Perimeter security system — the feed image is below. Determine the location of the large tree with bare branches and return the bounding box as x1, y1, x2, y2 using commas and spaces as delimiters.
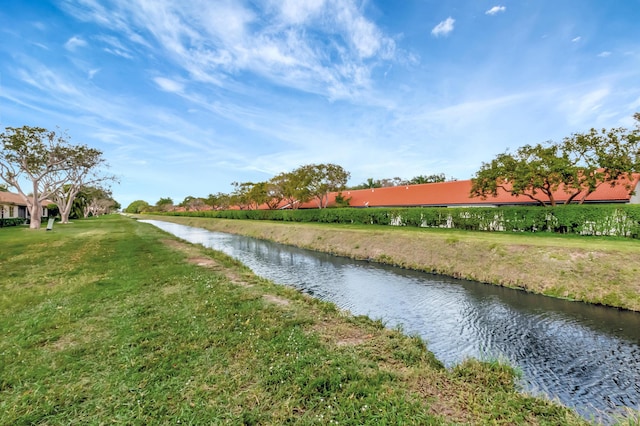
0, 126, 112, 228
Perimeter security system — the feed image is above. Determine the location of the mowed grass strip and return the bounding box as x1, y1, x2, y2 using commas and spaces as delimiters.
150, 215, 640, 312
1, 215, 588, 425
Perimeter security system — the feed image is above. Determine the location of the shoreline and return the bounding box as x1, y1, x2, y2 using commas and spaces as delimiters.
146, 215, 640, 312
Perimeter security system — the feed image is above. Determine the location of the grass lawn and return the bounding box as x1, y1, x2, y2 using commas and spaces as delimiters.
1, 215, 592, 424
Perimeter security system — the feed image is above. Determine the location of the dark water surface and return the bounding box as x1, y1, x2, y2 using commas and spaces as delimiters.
141, 220, 640, 423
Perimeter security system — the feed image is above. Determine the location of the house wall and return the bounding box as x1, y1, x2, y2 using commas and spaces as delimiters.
629, 182, 640, 204
0, 203, 48, 219
1, 205, 17, 218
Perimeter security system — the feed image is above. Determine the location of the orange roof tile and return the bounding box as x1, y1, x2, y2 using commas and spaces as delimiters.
291, 173, 640, 209
0, 191, 53, 207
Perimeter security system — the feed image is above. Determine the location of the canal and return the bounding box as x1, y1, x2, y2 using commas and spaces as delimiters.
141, 220, 640, 423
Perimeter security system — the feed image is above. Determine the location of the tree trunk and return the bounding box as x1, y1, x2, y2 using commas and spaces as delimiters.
58, 196, 73, 223
28, 183, 42, 229
29, 198, 42, 229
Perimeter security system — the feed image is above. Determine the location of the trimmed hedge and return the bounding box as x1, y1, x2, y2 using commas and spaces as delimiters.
154, 204, 640, 238
0, 218, 27, 228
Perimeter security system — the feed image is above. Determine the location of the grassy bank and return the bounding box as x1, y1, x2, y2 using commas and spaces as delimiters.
0, 215, 590, 424
147, 215, 640, 312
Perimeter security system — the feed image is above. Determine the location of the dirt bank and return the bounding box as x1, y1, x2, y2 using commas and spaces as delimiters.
147, 215, 640, 312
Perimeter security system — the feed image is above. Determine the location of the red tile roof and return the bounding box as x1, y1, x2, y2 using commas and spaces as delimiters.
292, 173, 640, 209
0, 191, 51, 207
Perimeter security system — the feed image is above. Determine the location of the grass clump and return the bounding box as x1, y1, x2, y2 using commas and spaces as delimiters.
0, 215, 589, 424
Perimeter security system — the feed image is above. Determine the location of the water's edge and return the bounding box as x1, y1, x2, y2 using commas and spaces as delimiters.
143, 215, 640, 312
141, 219, 640, 424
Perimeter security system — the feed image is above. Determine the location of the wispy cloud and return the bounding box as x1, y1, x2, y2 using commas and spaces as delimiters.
61, 0, 398, 102
485, 6, 506, 16
432, 17, 455, 37
64, 35, 87, 51
559, 87, 610, 125
95, 35, 134, 59
153, 77, 184, 93
572, 36, 582, 42
598, 51, 612, 57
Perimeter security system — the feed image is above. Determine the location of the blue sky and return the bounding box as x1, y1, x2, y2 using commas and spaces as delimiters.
1, 1, 639, 208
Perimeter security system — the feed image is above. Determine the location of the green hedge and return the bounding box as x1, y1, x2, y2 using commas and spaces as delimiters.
155, 204, 640, 238
0, 218, 27, 228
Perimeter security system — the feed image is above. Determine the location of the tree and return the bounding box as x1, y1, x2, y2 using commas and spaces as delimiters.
296, 163, 350, 208
471, 143, 573, 206
471, 114, 640, 206
82, 187, 117, 218
560, 119, 640, 203
205, 192, 231, 210
263, 179, 286, 210
349, 177, 407, 189
49, 145, 116, 224
155, 197, 174, 212
230, 182, 254, 210
0, 126, 87, 229
409, 173, 447, 184
270, 170, 310, 209
180, 196, 206, 211
352, 178, 382, 189
125, 200, 151, 214
246, 182, 270, 210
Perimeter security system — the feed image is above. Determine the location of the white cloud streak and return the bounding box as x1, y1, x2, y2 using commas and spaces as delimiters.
64, 35, 87, 51
60, 0, 398, 101
153, 77, 184, 93
431, 17, 455, 37
485, 6, 506, 16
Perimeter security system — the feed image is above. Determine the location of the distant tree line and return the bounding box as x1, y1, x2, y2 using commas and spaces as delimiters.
349, 173, 454, 189
127, 113, 640, 213
126, 165, 458, 214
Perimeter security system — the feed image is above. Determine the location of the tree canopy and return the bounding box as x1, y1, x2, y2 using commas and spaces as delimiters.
350, 174, 451, 189
125, 200, 151, 214
471, 115, 640, 206
295, 163, 350, 208
0, 126, 113, 228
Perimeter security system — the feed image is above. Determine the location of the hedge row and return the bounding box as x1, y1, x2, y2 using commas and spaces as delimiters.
0, 218, 27, 228
156, 204, 640, 238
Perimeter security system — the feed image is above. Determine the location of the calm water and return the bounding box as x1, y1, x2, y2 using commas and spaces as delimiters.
141, 220, 640, 423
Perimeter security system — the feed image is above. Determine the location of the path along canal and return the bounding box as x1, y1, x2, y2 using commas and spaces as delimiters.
141, 220, 640, 423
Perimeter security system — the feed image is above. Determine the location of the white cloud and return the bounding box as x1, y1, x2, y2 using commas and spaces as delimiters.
572, 36, 581, 42
485, 6, 506, 16
61, 0, 399, 102
559, 87, 611, 126
598, 51, 612, 57
88, 68, 100, 79
431, 17, 455, 37
153, 77, 184, 93
277, 0, 325, 24
64, 36, 87, 51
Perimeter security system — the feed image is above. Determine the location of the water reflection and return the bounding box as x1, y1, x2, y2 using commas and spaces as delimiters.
141, 220, 640, 422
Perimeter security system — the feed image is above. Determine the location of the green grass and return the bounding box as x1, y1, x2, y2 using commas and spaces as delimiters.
0, 216, 593, 424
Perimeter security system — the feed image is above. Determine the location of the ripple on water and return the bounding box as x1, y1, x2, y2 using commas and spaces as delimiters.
141, 220, 640, 423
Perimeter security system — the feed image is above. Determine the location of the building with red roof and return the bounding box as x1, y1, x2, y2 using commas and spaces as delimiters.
292, 173, 640, 209
0, 191, 51, 220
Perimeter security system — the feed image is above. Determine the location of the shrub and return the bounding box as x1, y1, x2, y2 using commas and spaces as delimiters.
158, 204, 640, 238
